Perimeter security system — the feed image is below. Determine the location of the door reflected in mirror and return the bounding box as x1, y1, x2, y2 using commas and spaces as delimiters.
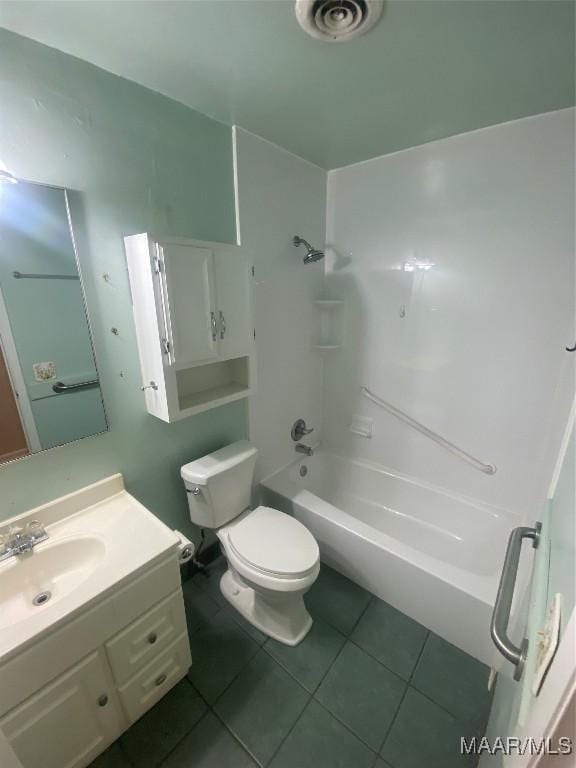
0, 180, 107, 464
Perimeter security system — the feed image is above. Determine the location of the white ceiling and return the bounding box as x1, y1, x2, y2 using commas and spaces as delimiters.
0, 0, 574, 169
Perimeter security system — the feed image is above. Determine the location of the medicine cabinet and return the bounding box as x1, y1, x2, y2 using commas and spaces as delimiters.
125, 234, 254, 422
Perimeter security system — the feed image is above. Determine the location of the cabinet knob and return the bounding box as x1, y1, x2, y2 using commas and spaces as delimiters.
155, 673, 167, 687
147, 632, 158, 645
219, 310, 226, 340
98, 694, 109, 707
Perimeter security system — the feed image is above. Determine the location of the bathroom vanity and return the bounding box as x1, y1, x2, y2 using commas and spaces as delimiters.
0, 476, 191, 768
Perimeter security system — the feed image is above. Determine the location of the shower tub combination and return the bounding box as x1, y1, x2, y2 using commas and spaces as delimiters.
261, 450, 519, 664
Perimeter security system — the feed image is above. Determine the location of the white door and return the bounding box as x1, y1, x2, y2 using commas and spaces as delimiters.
481, 403, 575, 766
158, 243, 218, 366
214, 250, 252, 360
1, 652, 123, 768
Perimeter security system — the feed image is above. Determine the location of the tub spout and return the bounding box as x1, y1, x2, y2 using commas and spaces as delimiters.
295, 444, 314, 457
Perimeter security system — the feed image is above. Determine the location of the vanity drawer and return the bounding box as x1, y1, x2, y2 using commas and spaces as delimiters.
118, 633, 191, 723
106, 589, 187, 685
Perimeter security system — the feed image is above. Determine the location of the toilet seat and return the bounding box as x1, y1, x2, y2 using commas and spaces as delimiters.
226, 506, 319, 579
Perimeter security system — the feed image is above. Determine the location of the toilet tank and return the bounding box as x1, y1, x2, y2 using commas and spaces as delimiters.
181, 440, 258, 529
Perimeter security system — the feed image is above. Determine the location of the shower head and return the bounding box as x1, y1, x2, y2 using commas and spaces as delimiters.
293, 235, 325, 264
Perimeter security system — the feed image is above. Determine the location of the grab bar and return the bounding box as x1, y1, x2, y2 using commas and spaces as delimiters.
52, 379, 99, 393
13, 271, 79, 280
491, 523, 541, 681
361, 386, 497, 475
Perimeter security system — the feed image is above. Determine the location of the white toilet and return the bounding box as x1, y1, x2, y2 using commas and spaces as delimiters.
181, 440, 320, 646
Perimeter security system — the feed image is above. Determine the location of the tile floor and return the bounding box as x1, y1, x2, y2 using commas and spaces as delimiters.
90, 558, 492, 768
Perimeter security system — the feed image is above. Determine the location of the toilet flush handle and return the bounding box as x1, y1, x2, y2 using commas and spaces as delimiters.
187, 487, 202, 496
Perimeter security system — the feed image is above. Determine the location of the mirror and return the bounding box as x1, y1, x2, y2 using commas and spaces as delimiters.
0, 180, 107, 464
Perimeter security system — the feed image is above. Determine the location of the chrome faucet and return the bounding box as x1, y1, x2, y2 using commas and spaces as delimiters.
295, 443, 314, 457
0, 520, 48, 562
291, 418, 314, 442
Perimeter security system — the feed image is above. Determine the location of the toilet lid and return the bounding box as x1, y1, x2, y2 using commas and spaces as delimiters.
228, 506, 319, 577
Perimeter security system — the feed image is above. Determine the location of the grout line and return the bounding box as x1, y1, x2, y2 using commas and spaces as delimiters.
406, 685, 485, 733
211, 707, 265, 768
376, 630, 430, 757
312, 696, 378, 757
264, 696, 316, 767
313, 632, 348, 692
156, 709, 213, 768
346, 633, 415, 686
206, 639, 262, 708
348, 593, 374, 636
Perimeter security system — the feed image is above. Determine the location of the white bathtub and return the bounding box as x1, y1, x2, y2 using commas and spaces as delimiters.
261, 451, 519, 664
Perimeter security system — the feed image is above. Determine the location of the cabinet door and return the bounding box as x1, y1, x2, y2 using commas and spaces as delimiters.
1, 652, 123, 768
159, 243, 218, 366
214, 250, 252, 360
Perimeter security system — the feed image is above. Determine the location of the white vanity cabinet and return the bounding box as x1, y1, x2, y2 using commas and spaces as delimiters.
0, 574, 190, 768
125, 233, 254, 422
0, 500, 191, 768
1, 651, 122, 768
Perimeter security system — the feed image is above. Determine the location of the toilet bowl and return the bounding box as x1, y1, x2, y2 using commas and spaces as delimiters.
218, 506, 320, 645
181, 441, 320, 645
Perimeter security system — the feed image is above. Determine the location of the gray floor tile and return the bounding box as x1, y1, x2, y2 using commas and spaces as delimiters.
187, 609, 260, 704
182, 580, 221, 634
411, 634, 491, 731
162, 712, 258, 768
214, 649, 309, 765
269, 700, 375, 768
351, 599, 428, 680
374, 761, 393, 768
120, 680, 206, 768
315, 642, 406, 751
88, 744, 132, 768
191, 558, 228, 607
265, 617, 346, 692
305, 565, 371, 635
381, 688, 477, 768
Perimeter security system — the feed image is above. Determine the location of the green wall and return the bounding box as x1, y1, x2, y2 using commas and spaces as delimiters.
0, 29, 246, 538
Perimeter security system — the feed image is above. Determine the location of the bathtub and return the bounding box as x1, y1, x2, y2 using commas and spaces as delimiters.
261, 450, 519, 664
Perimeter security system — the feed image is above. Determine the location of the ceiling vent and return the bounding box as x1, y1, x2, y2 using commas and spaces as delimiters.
295, 0, 384, 43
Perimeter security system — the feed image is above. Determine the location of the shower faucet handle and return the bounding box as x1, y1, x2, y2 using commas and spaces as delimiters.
291, 418, 314, 442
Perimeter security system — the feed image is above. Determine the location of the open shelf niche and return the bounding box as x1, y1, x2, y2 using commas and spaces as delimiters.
313, 298, 343, 350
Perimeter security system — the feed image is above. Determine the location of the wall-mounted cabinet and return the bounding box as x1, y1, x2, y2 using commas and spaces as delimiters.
125, 234, 254, 422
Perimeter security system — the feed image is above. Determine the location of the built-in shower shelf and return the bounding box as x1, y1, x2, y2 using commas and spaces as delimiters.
314, 298, 343, 350
313, 344, 341, 350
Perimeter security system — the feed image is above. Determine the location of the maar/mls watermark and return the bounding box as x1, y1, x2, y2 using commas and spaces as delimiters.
461, 737, 573, 756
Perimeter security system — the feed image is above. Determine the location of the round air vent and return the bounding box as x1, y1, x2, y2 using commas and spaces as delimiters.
295, 0, 384, 42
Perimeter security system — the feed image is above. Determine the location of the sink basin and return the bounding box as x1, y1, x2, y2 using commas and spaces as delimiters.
0, 536, 106, 630
0, 475, 180, 664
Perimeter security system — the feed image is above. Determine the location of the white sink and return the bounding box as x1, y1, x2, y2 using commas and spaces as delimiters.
0, 536, 106, 630
0, 474, 180, 663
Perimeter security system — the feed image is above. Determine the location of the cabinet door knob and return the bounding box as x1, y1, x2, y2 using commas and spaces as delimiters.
155, 673, 167, 687
98, 694, 109, 707
219, 310, 226, 340
147, 632, 158, 645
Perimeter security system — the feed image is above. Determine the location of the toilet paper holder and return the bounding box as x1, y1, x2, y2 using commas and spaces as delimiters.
173, 529, 195, 566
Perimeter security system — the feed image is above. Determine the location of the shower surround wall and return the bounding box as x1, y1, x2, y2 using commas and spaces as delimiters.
234, 128, 326, 481
323, 109, 575, 520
